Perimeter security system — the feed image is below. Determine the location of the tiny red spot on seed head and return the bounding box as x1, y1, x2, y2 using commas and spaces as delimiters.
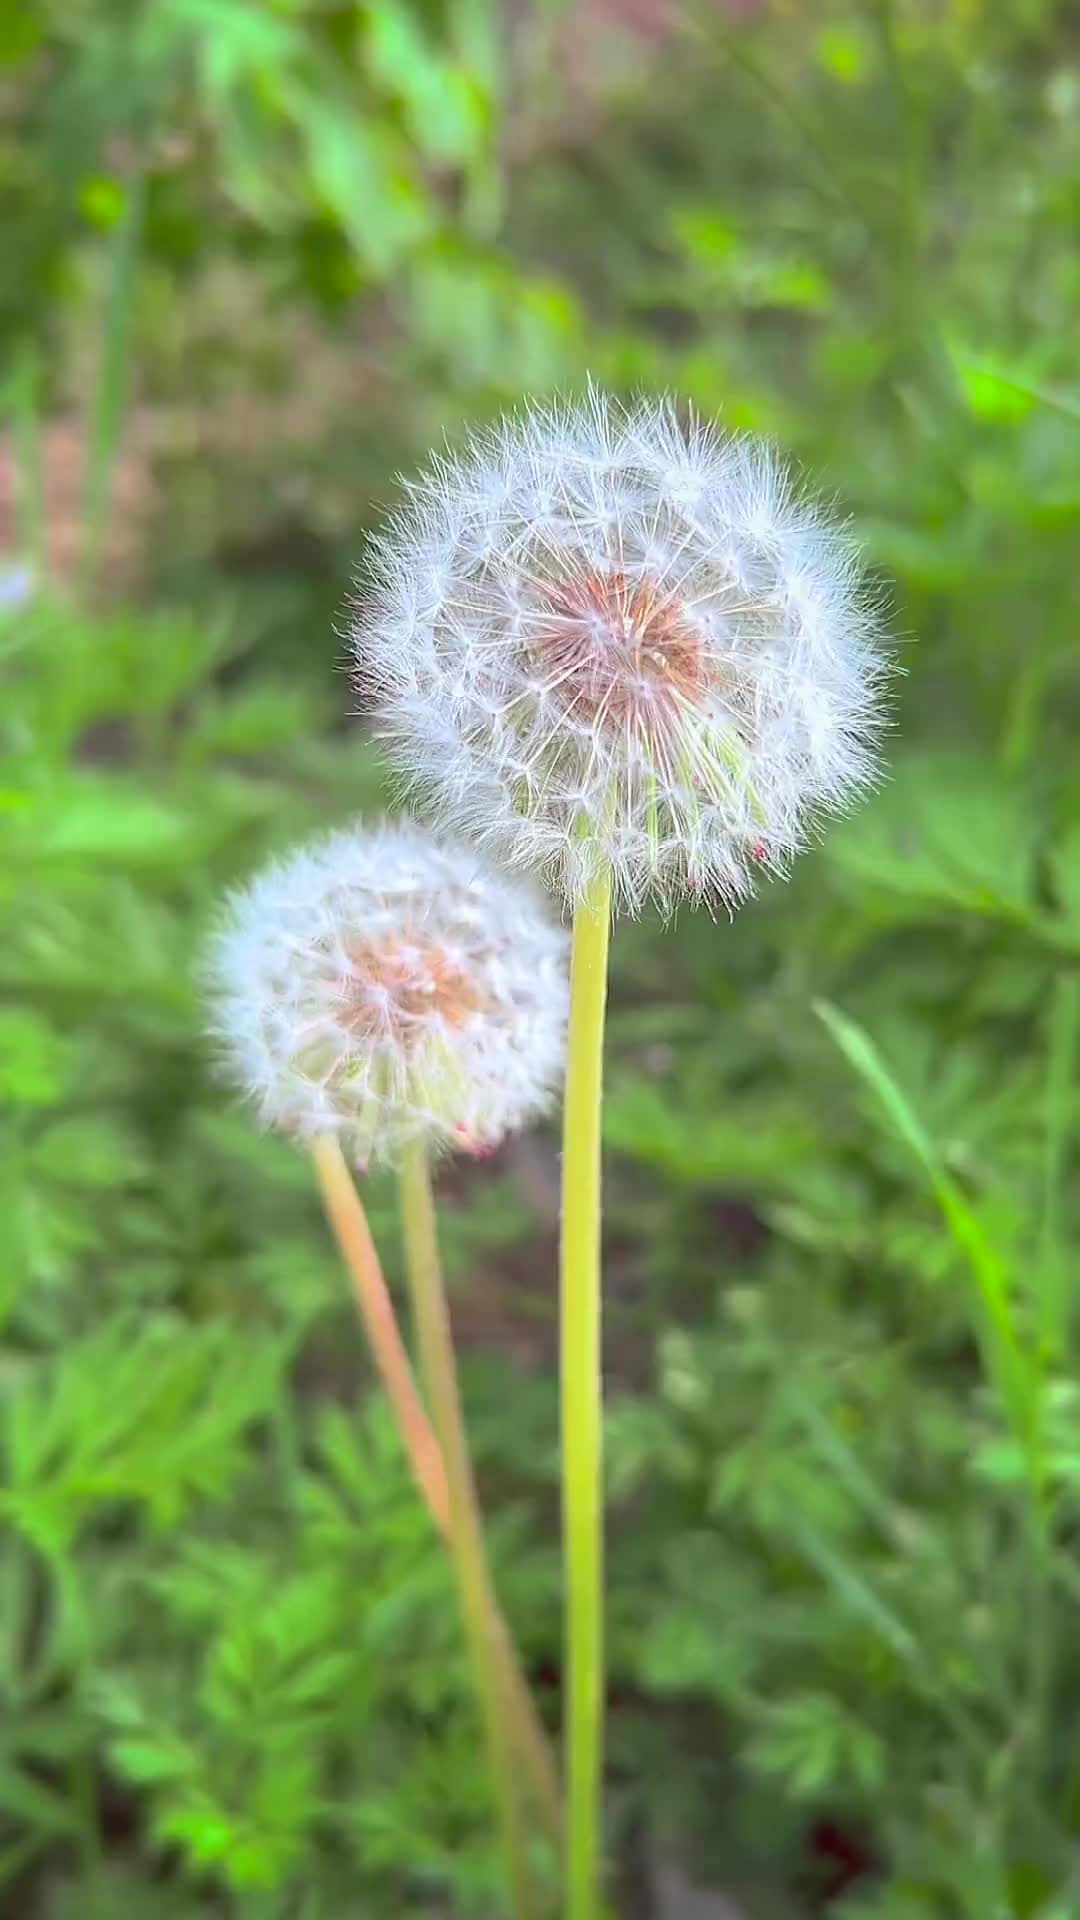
454, 1124, 495, 1159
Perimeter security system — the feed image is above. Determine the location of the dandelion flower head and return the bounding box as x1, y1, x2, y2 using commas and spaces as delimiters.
204, 821, 569, 1167
355, 389, 889, 912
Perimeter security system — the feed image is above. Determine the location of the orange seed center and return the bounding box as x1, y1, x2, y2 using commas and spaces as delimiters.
531, 569, 707, 731
341, 933, 486, 1042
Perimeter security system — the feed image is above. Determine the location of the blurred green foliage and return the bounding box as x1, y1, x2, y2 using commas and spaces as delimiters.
3, 0, 1080, 1914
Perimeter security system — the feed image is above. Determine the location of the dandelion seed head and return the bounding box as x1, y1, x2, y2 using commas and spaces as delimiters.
203, 822, 568, 1167
354, 389, 890, 912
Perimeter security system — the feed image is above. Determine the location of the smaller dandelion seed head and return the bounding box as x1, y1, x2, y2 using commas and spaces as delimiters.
353, 386, 892, 914
201, 821, 569, 1168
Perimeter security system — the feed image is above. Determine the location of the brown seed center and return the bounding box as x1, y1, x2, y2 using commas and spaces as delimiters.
531, 569, 707, 731
340, 933, 486, 1042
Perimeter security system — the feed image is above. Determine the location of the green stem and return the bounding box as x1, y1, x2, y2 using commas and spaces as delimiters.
560, 861, 613, 1920
398, 1138, 537, 1919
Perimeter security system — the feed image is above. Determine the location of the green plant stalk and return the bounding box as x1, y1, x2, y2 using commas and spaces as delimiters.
1037, 970, 1080, 1360
398, 1137, 537, 1919
560, 860, 613, 1920
313, 1135, 562, 1853
81, 170, 146, 601
1023, 969, 1080, 1784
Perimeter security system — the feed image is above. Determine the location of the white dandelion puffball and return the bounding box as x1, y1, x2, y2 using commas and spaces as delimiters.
203, 821, 569, 1168
354, 390, 889, 913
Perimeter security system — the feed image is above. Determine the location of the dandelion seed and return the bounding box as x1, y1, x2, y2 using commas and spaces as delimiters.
202, 821, 569, 1168
354, 388, 890, 912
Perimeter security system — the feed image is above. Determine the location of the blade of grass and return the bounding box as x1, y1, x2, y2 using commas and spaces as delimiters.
816, 999, 1054, 1797
814, 1000, 1039, 1483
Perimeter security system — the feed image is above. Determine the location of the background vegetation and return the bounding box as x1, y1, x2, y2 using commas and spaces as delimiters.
3, 1, 1080, 1913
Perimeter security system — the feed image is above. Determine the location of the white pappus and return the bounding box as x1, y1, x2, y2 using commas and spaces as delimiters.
353, 388, 890, 914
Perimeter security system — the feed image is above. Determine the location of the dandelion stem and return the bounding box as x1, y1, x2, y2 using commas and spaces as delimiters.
311, 1134, 450, 1524
560, 859, 613, 1920
311, 1134, 563, 1866
398, 1136, 539, 1919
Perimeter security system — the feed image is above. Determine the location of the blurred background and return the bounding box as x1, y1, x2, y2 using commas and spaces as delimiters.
3, 1, 1080, 1914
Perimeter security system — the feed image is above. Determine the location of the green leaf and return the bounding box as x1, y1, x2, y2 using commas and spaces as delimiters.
109, 1736, 194, 1786
31, 1116, 149, 1188
297, 99, 430, 274
605, 1074, 817, 1185
670, 204, 739, 265
364, 3, 490, 165
638, 1602, 752, 1697
26, 779, 196, 864
949, 345, 1038, 422
949, 346, 1080, 426
827, 750, 1041, 918
0, 1012, 73, 1105
184, 681, 329, 759
747, 1693, 885, 1797
175, 0, 301, 101
0, 1764, 85, 1835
